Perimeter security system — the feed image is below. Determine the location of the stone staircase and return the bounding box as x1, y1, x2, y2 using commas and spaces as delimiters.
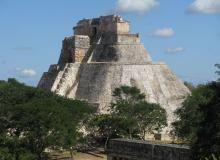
53, 35, 103, 97
87, 34, 102, 63
54, 64, 72, 95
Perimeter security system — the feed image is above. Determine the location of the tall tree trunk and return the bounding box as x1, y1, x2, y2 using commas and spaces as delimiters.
104, 137, 109, 150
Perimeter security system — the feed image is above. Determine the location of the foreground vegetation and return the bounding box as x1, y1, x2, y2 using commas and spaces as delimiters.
203, 154, 220, 160
172, 64, 220, 159
87, 86, 167, 142
0, 79, 96, 160
0, 64, 219, 160
0, 79, 167, 160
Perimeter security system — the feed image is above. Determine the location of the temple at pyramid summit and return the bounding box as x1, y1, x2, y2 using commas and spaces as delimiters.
38, 15, 190, 139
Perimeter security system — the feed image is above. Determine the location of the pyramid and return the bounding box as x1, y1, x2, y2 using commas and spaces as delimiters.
38, 15, 190, 139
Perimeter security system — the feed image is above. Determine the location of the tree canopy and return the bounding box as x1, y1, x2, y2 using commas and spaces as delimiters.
0, 79, 96, 160
172, 65, 220, 159
88, 86, 167, 142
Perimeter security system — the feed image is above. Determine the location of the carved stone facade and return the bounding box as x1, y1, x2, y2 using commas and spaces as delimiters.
105, 139, 190, 160
74, 15, 130, 37
38, 15, 190, 140
58, 35, 90, 64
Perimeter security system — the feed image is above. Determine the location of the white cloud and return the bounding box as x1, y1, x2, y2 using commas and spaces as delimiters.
165, 47, 185, 54
150, 28, 175, 38
21, 69, 36, 77
16, 68, 37, 77
188, 0, 220, 13
115, 0, 159, 14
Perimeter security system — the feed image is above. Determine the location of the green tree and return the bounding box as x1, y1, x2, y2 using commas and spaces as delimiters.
0, 79, 96, 160
172, 65, 220, 159
171, 84, 214, 142
134, 102, 167, 140
87, 86, 167, 142
88, 114, 117, 139
86, 114, 126, 147
192, 81, 220, 159
110, 86, 167, 140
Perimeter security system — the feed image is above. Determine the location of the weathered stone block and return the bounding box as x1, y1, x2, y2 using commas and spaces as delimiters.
105, 139, 190, 160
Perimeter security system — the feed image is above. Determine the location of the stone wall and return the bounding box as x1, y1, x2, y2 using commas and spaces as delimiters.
74, 35, 90, 62
39, 62, 189, 135
58, 37, 74, 64
99, 34, 140, 45
116, 22, 130, 34
90, 43, 152, 63
58, 35, 90, 64
74, 15, 129, 37
38, 64, 61, 91
74, 19, 92, 36
117, 34, 140, 44
105, 139, 190, 160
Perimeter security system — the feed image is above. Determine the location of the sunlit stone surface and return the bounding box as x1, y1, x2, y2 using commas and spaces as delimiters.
38, 15, 190, 140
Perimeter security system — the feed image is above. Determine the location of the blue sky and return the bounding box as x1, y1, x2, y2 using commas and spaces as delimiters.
0, 0, 220, 86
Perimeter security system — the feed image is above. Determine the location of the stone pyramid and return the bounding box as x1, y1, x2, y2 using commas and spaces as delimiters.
38, 15, 190, 139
